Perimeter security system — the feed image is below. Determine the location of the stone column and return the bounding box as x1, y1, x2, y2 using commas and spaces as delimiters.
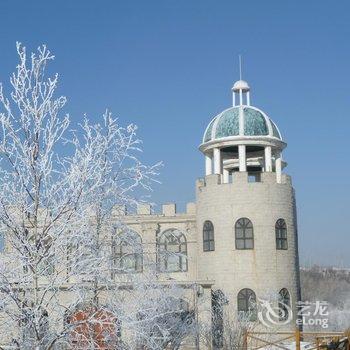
197, 286, 213, 349
140, 223, 158, 270
238, 145, 246, 172
276, 152, 282, 183
264, 146, 272, 172
205, 154, 212, 176
213, 148, 221, 175
223, 168, 229, 184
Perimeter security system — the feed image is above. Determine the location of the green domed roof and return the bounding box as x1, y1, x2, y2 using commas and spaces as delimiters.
203, 106, 282, 143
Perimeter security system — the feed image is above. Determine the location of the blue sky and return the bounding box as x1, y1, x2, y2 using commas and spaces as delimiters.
0, 0, 349, 266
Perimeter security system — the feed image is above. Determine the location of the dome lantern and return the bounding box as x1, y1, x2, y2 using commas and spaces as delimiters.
200, 79, 286, 184
232, 80, 251, 106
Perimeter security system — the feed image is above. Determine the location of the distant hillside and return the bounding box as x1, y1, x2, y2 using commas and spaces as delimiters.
300, 266, 350, 331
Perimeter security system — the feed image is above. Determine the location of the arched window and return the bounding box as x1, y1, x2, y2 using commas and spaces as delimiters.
157, 229, 187, 272
237, 288, 257, 321
235, 218, 254, 249
203, 221, 215, 252
113, 230, 143, 274
278, 288, 291, 321
137, 297, 191, 349
275, 219, 288, 250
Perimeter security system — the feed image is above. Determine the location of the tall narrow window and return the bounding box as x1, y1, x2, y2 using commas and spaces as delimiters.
0, 233, 5, 253
67, 240, 94, 276
157, 229, 187, 272
278, 288, 291, 321
235, 218, 254, 249
37, 239, 54, 276
275, 219, 288, 250
212, 290, 226, 348
237, 288, 257, 321
113, 230, 143, 274
38, 253, 55, 276
203, 221, 215, 251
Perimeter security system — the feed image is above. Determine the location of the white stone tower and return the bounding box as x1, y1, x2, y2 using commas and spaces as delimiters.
196, 78, 301, 335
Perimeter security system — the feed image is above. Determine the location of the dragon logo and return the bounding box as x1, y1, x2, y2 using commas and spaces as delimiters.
257, 298, 293, 328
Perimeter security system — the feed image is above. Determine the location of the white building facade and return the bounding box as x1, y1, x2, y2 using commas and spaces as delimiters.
0, 61, 302, 348
121, 78, 301, 346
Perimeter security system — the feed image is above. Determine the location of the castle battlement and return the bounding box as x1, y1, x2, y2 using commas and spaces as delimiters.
196, 171, 292, 189
112, 202, 196, 219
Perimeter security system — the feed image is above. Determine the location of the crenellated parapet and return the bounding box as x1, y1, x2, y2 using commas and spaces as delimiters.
112, 202, 196, 219
196, 171, 292, 190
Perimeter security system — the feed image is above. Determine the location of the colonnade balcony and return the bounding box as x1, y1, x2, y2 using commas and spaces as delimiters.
202, 143, 286, 184
200, 78, 287, 184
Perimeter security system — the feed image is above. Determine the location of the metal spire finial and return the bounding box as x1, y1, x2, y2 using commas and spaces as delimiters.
239, 54, 242, 80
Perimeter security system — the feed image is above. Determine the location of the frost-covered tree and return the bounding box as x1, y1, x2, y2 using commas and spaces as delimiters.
0, 43, 194, 350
